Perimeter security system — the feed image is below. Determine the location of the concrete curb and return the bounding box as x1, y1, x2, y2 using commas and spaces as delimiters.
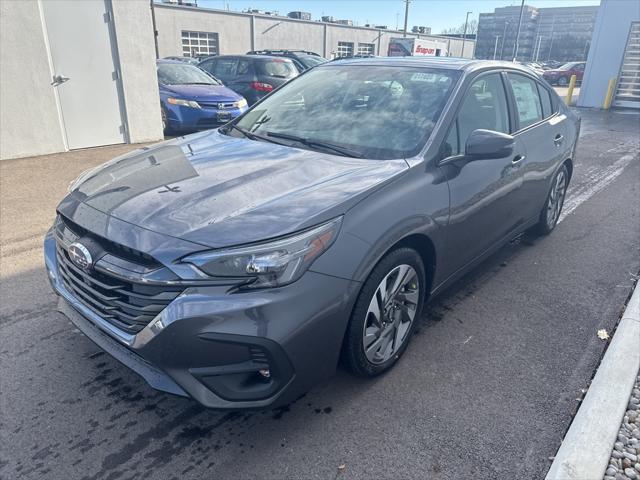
546, 282, 640, 480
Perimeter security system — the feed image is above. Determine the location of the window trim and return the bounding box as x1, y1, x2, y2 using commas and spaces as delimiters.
504, 71, 560, 134
438, 70, 513, 165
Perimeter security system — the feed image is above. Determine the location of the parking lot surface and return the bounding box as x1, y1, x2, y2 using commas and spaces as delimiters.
1, 108, 639, 480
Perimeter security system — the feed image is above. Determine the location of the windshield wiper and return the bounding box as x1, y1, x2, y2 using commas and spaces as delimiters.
182, 82, 215, 85
223, 124, 288, 146
265, 131, 364, 158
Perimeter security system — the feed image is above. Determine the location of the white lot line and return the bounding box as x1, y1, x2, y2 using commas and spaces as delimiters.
558, 147, 638, 225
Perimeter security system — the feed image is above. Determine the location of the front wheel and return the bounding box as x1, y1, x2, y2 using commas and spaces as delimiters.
343, 247, 426, 377
557, 76, 569, 86
161, 106, 172, 135
529, 164, 569, 236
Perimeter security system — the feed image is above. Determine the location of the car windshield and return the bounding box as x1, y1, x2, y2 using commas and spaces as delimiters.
230, 65, 460, 159
259, 59, 298, 78
157, 63, 219, 85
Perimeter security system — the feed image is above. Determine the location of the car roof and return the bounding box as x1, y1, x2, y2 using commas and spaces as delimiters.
202, 54, 295, 63
157, 59, 190, 65
322, 56, 537, 74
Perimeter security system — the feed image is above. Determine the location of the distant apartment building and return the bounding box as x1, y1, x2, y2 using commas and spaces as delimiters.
476, 5, 598, 62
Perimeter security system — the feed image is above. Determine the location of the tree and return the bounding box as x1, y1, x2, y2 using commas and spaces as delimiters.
441, 19, 478, 36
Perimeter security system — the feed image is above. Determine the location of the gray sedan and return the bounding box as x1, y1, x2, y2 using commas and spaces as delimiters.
44, 57, 579, 409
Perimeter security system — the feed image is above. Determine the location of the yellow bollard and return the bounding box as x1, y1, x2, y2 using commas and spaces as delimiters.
603, 78, 617, 110
564, 75, 577, 105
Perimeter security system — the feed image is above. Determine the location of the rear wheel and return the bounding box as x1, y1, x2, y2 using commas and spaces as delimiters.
557, 76, 569, 86
343, 247, 426, 377
529, 164, 569, 236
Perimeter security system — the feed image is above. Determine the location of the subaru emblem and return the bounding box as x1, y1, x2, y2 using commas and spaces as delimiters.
68, 242, 93, 270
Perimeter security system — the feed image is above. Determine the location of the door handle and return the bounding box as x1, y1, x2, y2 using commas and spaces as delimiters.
51, 74, 70, 86
554, 134, 564, 146
512, 154, 526, 164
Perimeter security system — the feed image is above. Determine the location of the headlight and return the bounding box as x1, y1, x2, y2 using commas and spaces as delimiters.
167, 97, 201, 109
236, 98, 248, 108
183, 217, 342, 289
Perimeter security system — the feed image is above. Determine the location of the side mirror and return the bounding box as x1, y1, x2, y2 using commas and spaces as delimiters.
465, 129, 515, 160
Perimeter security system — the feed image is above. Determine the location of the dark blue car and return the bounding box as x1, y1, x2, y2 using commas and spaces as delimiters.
157, 60, 248, 134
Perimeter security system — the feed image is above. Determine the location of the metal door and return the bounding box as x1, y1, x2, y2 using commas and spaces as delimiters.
41, 0, 126, 149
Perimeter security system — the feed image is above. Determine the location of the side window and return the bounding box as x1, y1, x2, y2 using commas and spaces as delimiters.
213, 58, 238, 77
575, 63, 585, 72
456, 73, 510, 152
537, 83, 554, 119
442, 121, 460, 158
199, 60, 215, 75
237, 59, 252, 76
508, 74, 543, 129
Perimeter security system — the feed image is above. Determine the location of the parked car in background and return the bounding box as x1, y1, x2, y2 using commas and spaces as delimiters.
47, 58, 579, 410
542, 61, 586, 85
157, 60, 248, 134
162, 56, 200, 66
520, 62, 545, 76
246, 49, 327, 72
198, 55, 298, 105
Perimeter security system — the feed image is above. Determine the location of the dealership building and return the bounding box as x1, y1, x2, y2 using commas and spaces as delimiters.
152, 3, 475, 59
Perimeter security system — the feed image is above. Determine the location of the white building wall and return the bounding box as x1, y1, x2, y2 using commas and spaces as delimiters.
153, 4, 474, 59
578, 0, 640, 108
0, 0, 163, 160
0, 0, 66, 159
111, 0, 163, 143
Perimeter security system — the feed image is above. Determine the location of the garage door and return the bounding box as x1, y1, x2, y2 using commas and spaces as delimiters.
613, 22, 640, 108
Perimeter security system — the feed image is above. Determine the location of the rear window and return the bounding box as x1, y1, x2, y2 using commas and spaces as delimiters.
298, 55, 327, 68
259, 59, 298, 78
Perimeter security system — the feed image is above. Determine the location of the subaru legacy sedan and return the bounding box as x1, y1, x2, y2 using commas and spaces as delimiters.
45, 58, 579, 409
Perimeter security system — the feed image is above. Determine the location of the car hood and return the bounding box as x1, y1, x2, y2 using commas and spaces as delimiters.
161, 84, 242, 102
68, 131, 408, 248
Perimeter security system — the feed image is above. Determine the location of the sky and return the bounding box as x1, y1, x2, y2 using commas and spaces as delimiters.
197, 0, 601, 33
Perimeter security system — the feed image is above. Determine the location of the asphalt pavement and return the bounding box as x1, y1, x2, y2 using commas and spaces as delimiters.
1, 108, 639, 480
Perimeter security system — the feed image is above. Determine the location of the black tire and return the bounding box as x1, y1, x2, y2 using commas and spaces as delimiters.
557, 76, 569, 86
529, 164, 569, 236
343, 247, 426, 377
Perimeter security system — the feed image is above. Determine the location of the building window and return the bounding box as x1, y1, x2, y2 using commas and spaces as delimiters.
181, 31, 219, 57
337, 41, 354, 58
357, 43, 375, 56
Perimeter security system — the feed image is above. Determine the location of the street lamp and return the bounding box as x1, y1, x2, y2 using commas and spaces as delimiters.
461, 11, 472, 58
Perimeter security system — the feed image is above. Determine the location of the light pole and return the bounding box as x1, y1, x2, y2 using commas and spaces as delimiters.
461, 11, 472, 58
512, 0, 525, 61
500, 20, 510, 60
493, 35, 501, 60
403, 0, 410, 37
534, 35, 543, 62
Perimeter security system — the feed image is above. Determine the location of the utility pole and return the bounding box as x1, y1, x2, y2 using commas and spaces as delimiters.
493, 35, 501, 60
403, 0, 410, 37
461, 11, 472, 58
512, 0, 525, 62
396, 12, 399, 31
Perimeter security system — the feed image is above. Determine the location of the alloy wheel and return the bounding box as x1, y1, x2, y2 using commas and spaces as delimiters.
546, 169, 567, 229
362, 264, 420, 364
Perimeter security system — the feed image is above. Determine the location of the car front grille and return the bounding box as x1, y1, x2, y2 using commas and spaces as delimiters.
54, 215, 183, 335
199, 101, 236, 109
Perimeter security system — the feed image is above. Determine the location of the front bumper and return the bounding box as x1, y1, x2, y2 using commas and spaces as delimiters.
44, 230, 359, 409
167, 104, 247, 132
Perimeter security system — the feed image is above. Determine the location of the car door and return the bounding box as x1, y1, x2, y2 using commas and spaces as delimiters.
505, 72, 569, 223
440, 72, 527, 274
